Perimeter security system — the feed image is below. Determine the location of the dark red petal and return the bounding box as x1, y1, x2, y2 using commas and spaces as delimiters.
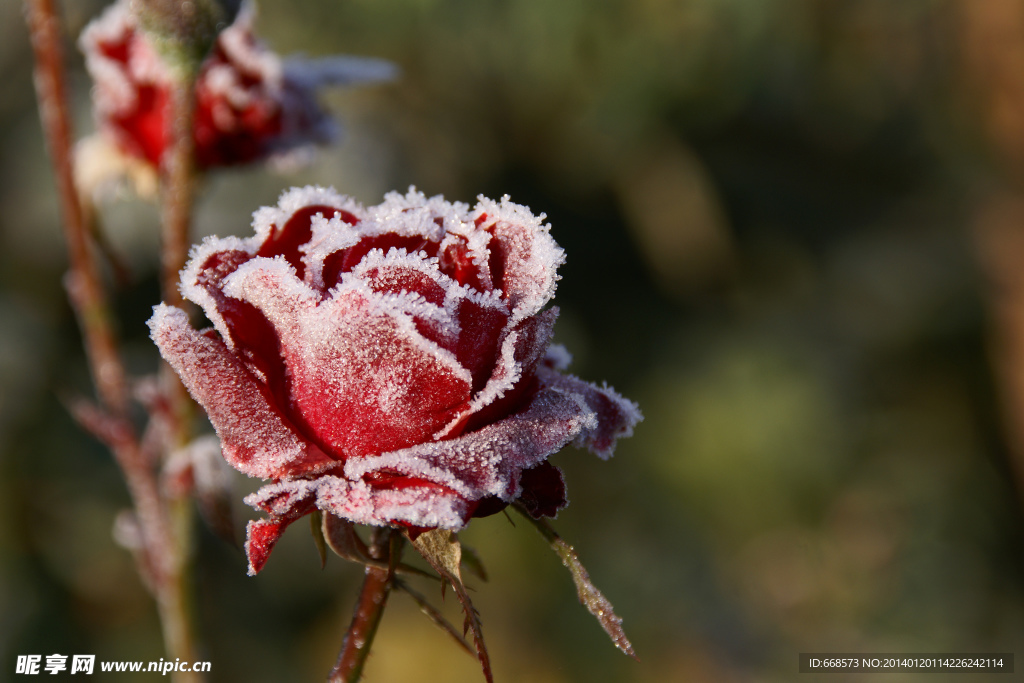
148, 305, 336, 478
112, 83, 169, 166
454, 298, 510, 392
354, 252, 510, 381
255, 205, 343, 278
469, 496, 508, 519
359, 258, 448, 307
346, 364, 640, 508
439, 235, 491, 291
456, 307, 559, 436
327, 234, 436, 287
345, 382, 601, 503
516, 460, 567, 519
473, 198, 564, 317
244, 518, 287, 575
243, 487, 319, 575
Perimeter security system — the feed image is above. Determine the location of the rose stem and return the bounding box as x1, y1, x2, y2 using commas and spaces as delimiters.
158, 35, 200, 432
26, 2, 203, 680
329, 529, 404, 683
154, 32, 204, 683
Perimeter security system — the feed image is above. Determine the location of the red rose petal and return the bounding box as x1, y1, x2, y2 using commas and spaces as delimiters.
255, 205, 336, 278
223, 261, 474, 458
149, 305, 335, 478
345, 382, 602, 504
474, 196, 564, 319
537, 367, 643, 459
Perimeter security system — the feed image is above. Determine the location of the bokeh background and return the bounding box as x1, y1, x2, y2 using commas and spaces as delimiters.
5, 0, 1024, 680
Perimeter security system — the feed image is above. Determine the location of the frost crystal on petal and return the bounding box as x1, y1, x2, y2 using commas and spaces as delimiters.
149, 186, 641, 574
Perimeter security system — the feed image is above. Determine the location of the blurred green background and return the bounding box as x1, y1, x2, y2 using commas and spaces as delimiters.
5, 0, 1024, 680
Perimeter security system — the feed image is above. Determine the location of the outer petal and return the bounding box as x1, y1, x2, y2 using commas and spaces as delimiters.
148, 304, 335, 478
314, 476, 471, 529
516, 460, 568, 519
344, 375, 623, 511
437, 307, 559, 439
537, 366, 643, 459
243, 479, 319, 575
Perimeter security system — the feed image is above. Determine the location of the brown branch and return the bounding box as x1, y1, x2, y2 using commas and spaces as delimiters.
394, 578, 475, 657
329, 529, 402, 683
152, 60, 205, 683
27, 3, 204, 680
26, 0, 127, 414
158, 56, 199, 476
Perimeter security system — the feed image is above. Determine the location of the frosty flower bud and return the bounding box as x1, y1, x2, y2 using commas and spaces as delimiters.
148, 187, 641, 575
132, 0, 242, 73
79, 0, 395, 171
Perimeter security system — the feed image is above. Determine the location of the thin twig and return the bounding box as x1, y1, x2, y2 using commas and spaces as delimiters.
154, 57, 203, 683
25, 0, 127, 414
27, 3, 204, 680
158, 64, 199, 446
329, 529, 403, 683
513, 505, 637, 659
394, 578, 475, 657
406, 529, 493, 683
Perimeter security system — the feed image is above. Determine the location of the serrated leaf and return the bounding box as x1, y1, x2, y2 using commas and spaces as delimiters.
514, 505, 637, 659
408, 529, 493, 683
310, 510, 327, 569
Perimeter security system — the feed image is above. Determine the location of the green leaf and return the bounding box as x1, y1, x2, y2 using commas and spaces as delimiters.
514, 505, 637, 659
132, 0, 241, 74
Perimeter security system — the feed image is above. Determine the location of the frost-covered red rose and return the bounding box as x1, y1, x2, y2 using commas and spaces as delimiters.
80, 0, 393, 169
149, 187, 640, 574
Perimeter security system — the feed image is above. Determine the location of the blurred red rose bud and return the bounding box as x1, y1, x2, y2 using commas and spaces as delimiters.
79, 0, 395, 170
